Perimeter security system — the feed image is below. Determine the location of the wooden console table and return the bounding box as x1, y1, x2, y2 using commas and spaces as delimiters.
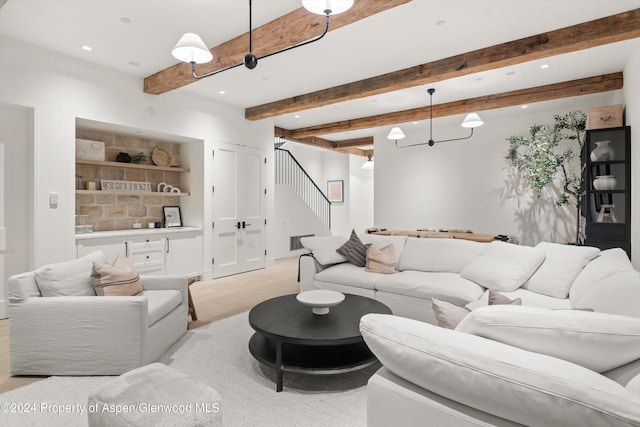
370, 230, 496, 243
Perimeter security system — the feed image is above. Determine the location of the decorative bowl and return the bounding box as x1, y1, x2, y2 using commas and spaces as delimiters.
296, 290, 345, 315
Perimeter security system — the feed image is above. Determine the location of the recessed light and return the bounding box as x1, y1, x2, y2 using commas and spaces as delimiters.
412, 121, 419, 125
82, 45, 93, 52
294, 115, 301, 119
521, 105, 528, 109
540, 64, 550, 69
120, 17, 132, 24
218, 90, 226, 95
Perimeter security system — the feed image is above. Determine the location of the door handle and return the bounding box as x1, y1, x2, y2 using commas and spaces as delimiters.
236, 221, 241, 229
242, 221, 251, 228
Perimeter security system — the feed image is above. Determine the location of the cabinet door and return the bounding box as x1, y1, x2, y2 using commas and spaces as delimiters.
126, 235, 165, 274
77, 236, 126, 263
165, 231, 202, 278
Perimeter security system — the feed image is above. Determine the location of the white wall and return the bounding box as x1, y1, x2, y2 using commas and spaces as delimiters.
0, 36, 275, 270
625, 45, 640, 268
349, 154, 374, 233
374, 92, 623, 246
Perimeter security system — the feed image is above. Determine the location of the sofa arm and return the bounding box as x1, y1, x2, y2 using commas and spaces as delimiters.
141, 274, 188, 306
9, 296, 148, 375
298, 253, 320, 292
360, 314, 640, 427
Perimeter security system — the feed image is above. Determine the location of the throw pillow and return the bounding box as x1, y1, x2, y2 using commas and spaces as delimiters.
432, 298, 470, 329
365, 244, 397, 274
300, 235, 348, 266
488, 289, 522, 305
524, 242, 600, 298
34, 250, 108, 297
336, 229, 370, 267
461, 241, 545, 292
91, 255, 143, 296
456, 305, 640, 373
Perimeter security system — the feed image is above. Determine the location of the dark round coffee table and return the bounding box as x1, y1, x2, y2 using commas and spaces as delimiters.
248, 293, 392, 392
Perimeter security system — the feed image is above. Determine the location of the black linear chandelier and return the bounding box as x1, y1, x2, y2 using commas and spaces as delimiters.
387, 88, 484, 148
171, 0, 354, 79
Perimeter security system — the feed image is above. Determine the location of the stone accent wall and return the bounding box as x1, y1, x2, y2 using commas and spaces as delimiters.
75, 129, 184, 232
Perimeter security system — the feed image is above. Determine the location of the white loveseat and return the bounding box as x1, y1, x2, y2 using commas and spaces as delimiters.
9, 251, 188, 376
299, 233, 640, 426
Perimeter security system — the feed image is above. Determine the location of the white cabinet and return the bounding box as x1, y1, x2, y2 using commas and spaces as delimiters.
76, 228, 202, 278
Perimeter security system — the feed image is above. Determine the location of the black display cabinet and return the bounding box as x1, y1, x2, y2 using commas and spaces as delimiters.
584, 126, 631, 257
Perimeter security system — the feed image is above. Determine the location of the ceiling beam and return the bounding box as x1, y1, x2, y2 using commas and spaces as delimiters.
285, 72, 623, 138
245, 9, 640, 121
143, 0, 412, 95
276, 127, 372, 156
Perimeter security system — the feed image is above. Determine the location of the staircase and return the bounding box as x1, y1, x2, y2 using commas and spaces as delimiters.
275, 147, 331, 229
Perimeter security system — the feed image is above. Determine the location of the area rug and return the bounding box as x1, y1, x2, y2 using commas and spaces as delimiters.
0, 312, 374, 426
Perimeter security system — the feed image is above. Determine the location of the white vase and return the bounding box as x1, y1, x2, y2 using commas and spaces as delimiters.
593, 175, 617, 191
590, 140, 614, 161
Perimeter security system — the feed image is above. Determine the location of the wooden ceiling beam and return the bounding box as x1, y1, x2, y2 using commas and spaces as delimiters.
245, 9, 640, 120
285, 72, 623, 138
276, 127, 372, 155
143, 0, 412, 95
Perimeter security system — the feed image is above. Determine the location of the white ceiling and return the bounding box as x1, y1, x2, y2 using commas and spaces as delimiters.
1, 0, 640, 145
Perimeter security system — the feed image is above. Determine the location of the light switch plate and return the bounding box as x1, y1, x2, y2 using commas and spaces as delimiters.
49, 192, 59, 208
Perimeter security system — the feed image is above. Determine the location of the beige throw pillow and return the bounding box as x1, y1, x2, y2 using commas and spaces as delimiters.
488, 289, 522, 305
365, 244, 397, 274
91, 255, 143, 296
432, 298, 470, 329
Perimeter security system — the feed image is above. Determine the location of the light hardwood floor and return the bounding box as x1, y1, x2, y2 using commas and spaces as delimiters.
0, 256, 300, 394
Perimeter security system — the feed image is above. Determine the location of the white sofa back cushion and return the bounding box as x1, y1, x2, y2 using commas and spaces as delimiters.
456, 305, 640, 373
524, 242, 600, 298
34, 250, 108, 297
569, 248, 640, 317
300, 235, 348, 266
360, 313, 640, 427
397, 238, 484, 273
360, 234, 407, 263
461, 241, 545, 292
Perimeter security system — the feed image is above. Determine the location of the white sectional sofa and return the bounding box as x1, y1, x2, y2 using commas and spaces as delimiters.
300, 233, 640, 426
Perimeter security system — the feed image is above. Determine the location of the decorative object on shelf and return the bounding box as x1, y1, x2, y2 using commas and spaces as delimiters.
593, 175, 617, 191
587, 104, 624, 130
116, 152, 132, 163
327, 180, 344, 203
151, 147, 175, 167
172, 0, 353, 79
157, 182, 181, 193
386, 88, 484, 148
296, 290, 345, 315
131, 152, 148, 164
597, 204, 618, 223
163, 206, 182, 228
100, 180, 152, 192
75, 215, 92, 234
590, 140, 615, 161
85, 181, 97, 191
76, 139, 105, 161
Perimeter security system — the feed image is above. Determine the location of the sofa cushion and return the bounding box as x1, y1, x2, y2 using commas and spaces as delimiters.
375, 270, 484, 304
432, 298, 470, 329
300, 235, 347, 266
34, 250, 108, 297
91, 255, 143, 297
142, 290, 182, 327
524, 242, 600, 298
397, 238, 484, 273
360, 313, 640, 427
461, 241, 545, 292
365, 244, 396, 274
456, 305, 640, 373
336, 230, 370, 267
360, 234, 407, 263
314, 263, 383, 291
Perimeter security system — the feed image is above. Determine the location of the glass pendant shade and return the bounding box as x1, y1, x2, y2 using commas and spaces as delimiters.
387, 127, 406, 141
362, 154, 374, 169
302, 0, 354, 15
172, 33, 213, 64
461, 113, 484, 128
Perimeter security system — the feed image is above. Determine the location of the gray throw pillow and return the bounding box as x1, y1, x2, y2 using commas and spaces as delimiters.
336, 229, 370, 267
488, 289, 522, 305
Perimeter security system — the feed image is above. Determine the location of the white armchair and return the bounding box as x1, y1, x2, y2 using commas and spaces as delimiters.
9, 269, 188, 376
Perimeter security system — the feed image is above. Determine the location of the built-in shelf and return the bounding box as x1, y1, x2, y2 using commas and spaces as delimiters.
76, 159, 190, 173
76, 190, 190, 196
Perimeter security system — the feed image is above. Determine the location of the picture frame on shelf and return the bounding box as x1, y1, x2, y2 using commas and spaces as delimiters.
327, 180, 344, 203
163, 206, 182, 228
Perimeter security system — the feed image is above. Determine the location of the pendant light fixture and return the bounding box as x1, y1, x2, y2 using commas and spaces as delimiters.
172, 0, 354, 80
387, 88, 484, 148
361, 150, 374, 169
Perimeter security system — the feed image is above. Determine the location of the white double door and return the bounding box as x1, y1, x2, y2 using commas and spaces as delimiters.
211, 143, 266, 278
